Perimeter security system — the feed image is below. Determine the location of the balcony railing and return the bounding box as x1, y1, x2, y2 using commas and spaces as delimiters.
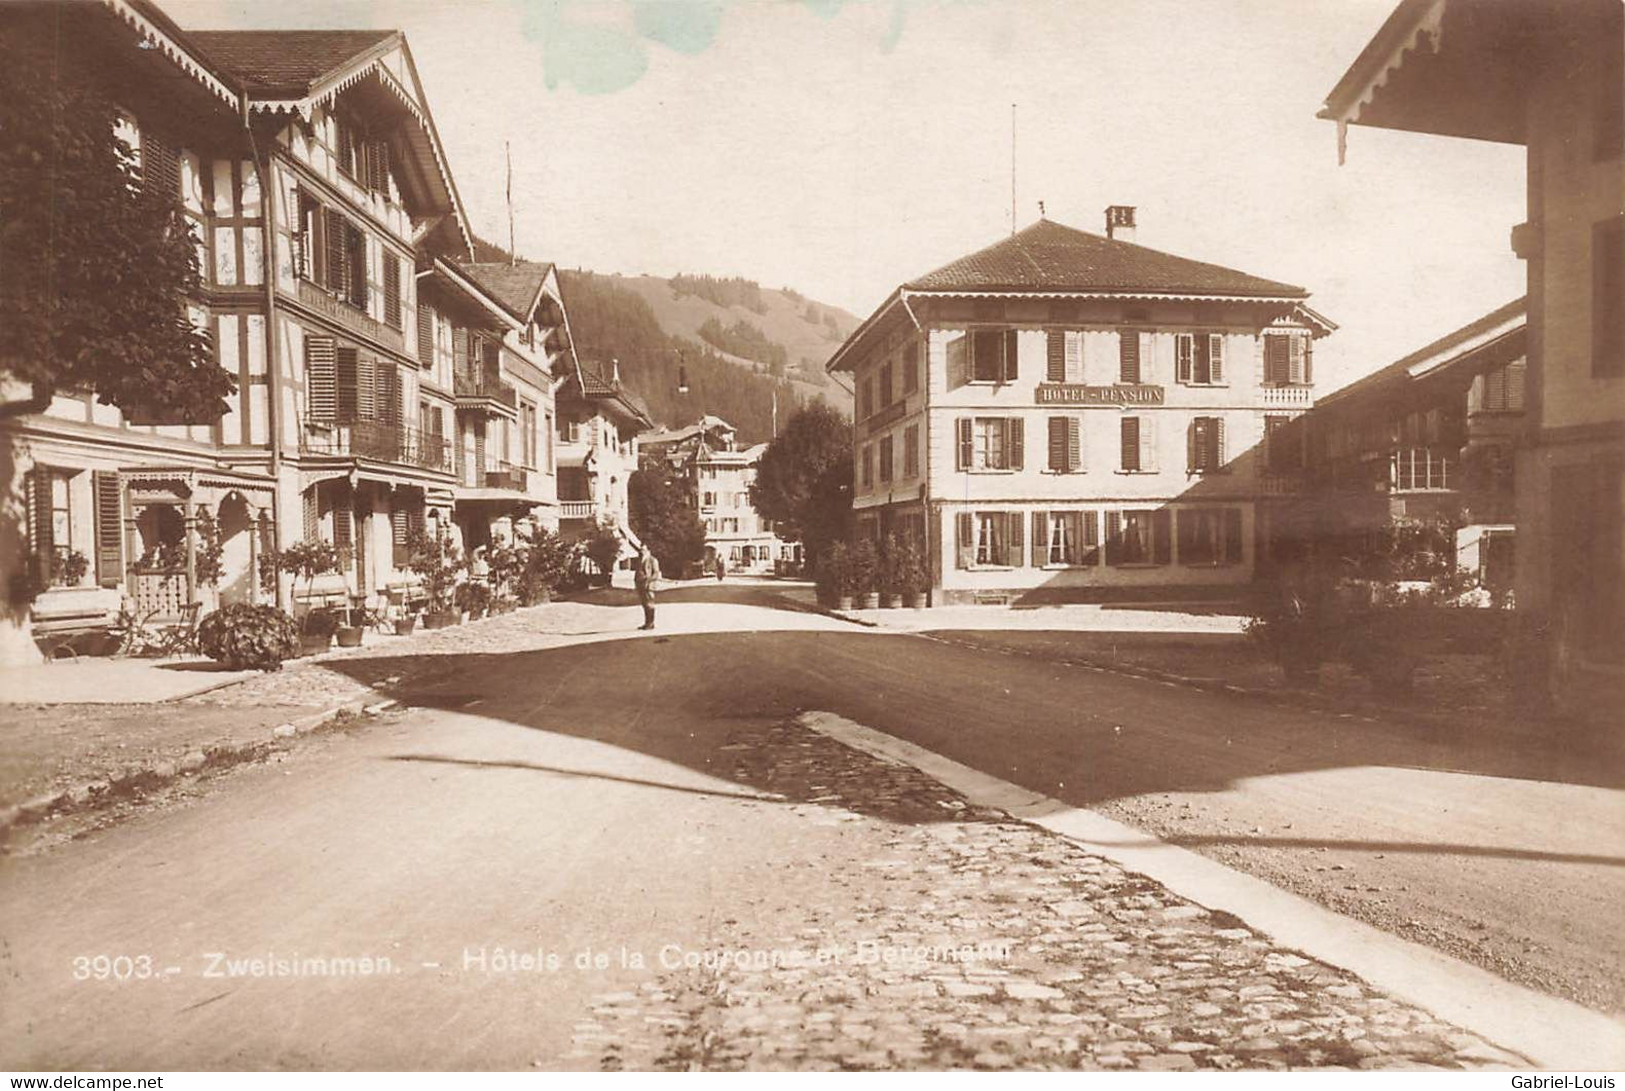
483, 461, 528, 491
559, 500, 596, 521
1260, 385, 1313, 407
454, 366, 518, 412
302, 420, 454, 475
1391, 446, 1456, 492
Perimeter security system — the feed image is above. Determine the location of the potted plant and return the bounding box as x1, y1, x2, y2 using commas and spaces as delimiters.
197, 604, 301, 671
488, 544, 523, 609
279, 539, 344, 606
847, 536, 880, 610
298, 606, 340, 656
879, 533, 906, 609
815, 542, 848, 610
393, 611, 418, 636
455, 580, 492, 620
335, 615, 365, 647
406, 531, 463, 628
520, 527, 574, 605
898, 536, 930, 609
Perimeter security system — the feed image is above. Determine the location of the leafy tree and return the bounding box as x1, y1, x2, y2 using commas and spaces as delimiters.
748, 402, 852, 570
584, 520, 624, 578
629, 467, 706, 577
0, 16, 231, 421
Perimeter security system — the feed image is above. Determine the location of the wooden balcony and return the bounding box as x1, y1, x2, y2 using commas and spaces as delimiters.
454, 366, 518, 416
1260, 385, 1314, 407
301, 419, 454, 475
559, 500, 596, 521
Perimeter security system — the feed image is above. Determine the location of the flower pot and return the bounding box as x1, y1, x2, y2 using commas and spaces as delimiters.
882, 593, 903, 609
905, 592, 928, 610
421, 611, 453, 631
836, 595, 854, 612
859, 592, 880, 610
393, 617, 418, 636
335, 626, 364, 648
299, 633, 333, 656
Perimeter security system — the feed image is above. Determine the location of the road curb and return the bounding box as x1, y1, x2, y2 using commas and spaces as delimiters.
797, 710, 1625, 1072
0, 696, 399, 837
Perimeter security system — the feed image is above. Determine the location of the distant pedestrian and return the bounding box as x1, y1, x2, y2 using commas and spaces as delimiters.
715, 555, 726, 582
635, 543, 659, 630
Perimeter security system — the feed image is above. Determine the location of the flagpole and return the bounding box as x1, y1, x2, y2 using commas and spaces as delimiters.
506, 141, 515, 265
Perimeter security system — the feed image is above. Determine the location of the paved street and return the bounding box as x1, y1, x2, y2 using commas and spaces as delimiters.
1, 586, 1620, 1069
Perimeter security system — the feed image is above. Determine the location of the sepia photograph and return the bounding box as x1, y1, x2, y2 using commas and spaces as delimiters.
0, 0, 1621, 1080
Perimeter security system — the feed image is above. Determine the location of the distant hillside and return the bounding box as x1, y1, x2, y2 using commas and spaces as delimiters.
558, 270, 822, 445
603, 273, 858, 414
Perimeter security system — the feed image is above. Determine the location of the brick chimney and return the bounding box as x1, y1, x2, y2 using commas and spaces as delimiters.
1105, 205, 1136, 243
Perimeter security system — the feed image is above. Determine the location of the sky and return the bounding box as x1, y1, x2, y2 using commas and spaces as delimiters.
171, 0, 1529, 394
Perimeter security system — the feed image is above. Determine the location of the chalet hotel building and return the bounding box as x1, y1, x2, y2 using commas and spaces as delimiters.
828, 212, 1333, 604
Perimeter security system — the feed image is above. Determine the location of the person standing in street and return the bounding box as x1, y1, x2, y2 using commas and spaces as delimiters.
635, 543, 659, 630
715, 555, 726, 582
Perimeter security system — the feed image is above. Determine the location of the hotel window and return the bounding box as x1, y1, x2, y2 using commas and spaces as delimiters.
1264, 332, 1312, 385
1594, 215, 1624, 377
956, 416, 1024, 471
383, 255, 402, 330
1119, 330, 1144, 383
1047, 416, 1083, 473
1033, 510, 1099, 567
1176, 333, 1225, 385
1119, 416, 1157, 472
878, 362, 893, 407
1178, 507, 1243, 566
1480, 360, 1527, 412
1105, 509, 1170, 566
879, 434, 894, 483
1046, 330, 1085, 383
1188, 416, 1226, 473
902, 343, 919, 394
971, 329, 1019, 383
861, 444, 873, 488
955, 511, 1024, 568
903, 423, 920, 477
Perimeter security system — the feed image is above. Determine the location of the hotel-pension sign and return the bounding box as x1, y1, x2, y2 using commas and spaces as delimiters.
1035, 384, 1166, 406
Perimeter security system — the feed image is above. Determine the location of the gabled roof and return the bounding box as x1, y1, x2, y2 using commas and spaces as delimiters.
562, 362, 656, 430
187, 29, 397, 97
1319, 297, 1526, 411
905, 218, 1308, 299
461, 261, 555, 324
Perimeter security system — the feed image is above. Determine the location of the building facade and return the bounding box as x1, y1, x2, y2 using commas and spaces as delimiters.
555, 360, 654, 548
1321, 0, 1623, 703
1, 0, 577, 661
641, 417, 797, 574
827, 215, 1332, 605
1304, 299, 1526, 591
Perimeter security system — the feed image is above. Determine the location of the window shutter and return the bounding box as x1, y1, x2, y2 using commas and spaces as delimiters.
1224, 508, 1244, 564
332, 504, 353, 550
302, 490, 319, 542
368, 141, 389, 194
1105, 510, 1123, 566
1007, 511, 1023, 566
1216, 417, 1227, 466
1140, 416, 1157, 471
955, 512, 973, 568
347, 223, 367, 308
1067, 417, 1083, 472
1507, 359, 1527, 410
357, 355, 377, 419
93, 471, 124, 587
1302, 334, 1313, 384
1119, 330, 1139, 383
1003, 330, 1020, 381
1209, 334, 1225, 383
384, 256, 402, 329
1066, 331, 1084, 383
1048, 416, 1067, 471
1266, 334, 1289, 384
1046, 330, 1066, 382
1032, 512, 1046, 566
141, 130, 182, 204
305, 336, 337, 423
1188, 419, 1201, 472
1083, 510, 1099, 551
1153, 510, 1172, 565
1121, 416, 1140, 471
1139, 332, 1154, 381
28, 468, 53, 561
957, 418, 973, 470
375, 363, 400, 424
325, 209, 347, 294
1289, 333, 1306, 384
1008, 417, 1024, 470
336, 347, 359, 421
1176, 334, 1193, 383
416, 304, 434, 366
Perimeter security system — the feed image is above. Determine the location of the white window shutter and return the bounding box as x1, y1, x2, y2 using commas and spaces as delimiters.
1176, 334, 1193, 383
1209, 334, 1225, 383
1065, 331, 1084, 383
1068, 417, 1083, 472
1140, 415, 1157, 471
1139, 332, 1154, 382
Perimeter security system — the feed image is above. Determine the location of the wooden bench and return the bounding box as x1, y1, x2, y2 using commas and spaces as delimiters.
30, 587, 122, 659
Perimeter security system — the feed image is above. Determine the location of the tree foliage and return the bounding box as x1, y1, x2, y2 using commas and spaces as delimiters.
748, 402, 852, 566
669, 273, 766, 314
696, 315, 789, 372
0, 16, 232, 420
629, 467, 707, 578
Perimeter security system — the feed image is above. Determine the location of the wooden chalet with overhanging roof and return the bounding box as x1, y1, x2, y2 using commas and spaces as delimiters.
1319, 0, 1622, 709
827, 212, 1335, 606
555, 359, 656, 550
0, 0, 606, 663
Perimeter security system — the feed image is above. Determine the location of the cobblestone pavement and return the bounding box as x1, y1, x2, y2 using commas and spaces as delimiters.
561, 721, 1524, 1072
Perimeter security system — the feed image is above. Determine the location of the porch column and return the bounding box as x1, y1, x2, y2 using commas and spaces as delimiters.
184, 496, 198, 607
247, 508, 261, 605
